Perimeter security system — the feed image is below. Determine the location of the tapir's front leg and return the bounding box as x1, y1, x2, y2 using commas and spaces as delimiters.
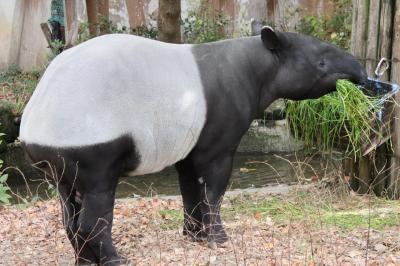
176, 159, 206, 241
195, 154, 234, 246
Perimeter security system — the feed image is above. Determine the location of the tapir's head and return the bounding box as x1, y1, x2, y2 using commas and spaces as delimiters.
252, 24, 367, 101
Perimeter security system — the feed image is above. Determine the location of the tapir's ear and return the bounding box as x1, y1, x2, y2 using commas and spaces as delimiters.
250, 19, 263, 36
261, 26, 281, 50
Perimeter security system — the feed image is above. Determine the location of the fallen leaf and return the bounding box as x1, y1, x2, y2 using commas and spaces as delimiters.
263, 242, 274, 249
239, 167, 256, 173
311, 175, 319, 183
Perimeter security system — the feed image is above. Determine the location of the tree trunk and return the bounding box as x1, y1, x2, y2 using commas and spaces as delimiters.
158, 0, 181, 43
86, 0, 98, 37
126, 0, 146, 28
98, 0, 109, 35
389, 0, 400, 199
64, 0, 79, 47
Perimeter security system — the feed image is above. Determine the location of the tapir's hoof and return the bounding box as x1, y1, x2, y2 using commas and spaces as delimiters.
76, 261, 96, 266
183, 227, 208, 242
207, 232, 229, 249
99, 256, 130, 266
76, 257, 98, 266
207, 239, 229, 249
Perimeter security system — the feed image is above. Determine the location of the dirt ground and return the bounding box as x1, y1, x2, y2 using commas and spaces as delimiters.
1, 186, 400, 265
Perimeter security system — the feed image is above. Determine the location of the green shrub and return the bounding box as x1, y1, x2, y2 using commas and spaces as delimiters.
0, 132, 11, 204
183, 6, 229, 44
297, 0, 352, 50
47, 39, 64, 62
77, 17, 158, 44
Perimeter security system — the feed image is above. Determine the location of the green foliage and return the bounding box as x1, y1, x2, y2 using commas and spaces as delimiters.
47, 39, 64, 62
0, 133, 11, 204
297, 0, 352, 50
0, 67, 40, 115
225, 192, 400, 231
76, 21, 90, 44
154, 190, 400, 232
226, 196, 304, 223
297, 16, 324, 38
45, 183, 58, 198
323, 211, 400, 230
130, 25, 158, 39
99, 16, 158, 39
183, 6, 229, 44
77, 17, 158, 44
0, 174, 11, 204
158, 209, 183, 229
285, 80, 384, 159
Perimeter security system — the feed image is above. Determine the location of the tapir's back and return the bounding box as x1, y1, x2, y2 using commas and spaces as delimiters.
20, 34, 207, 175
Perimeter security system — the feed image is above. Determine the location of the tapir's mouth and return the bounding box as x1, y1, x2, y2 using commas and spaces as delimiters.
309, 73, 358, 99
331, 70, 368, 86
319, 72, 365, 92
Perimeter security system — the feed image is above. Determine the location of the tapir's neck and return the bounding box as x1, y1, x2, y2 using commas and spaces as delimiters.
191, 37, 279, 119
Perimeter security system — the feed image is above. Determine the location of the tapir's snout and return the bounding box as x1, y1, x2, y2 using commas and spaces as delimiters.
354, 65, 368, 86
346, 57, 368, 86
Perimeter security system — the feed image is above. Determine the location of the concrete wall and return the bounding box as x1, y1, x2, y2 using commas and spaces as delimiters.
0, 0, 51, 71
0, 0, 18, 70
19, 0, 52, 71
238, 120, 303, 153
0, 0, 336, 71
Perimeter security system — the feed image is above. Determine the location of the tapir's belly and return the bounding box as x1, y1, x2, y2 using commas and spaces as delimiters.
20, 34, 207, 175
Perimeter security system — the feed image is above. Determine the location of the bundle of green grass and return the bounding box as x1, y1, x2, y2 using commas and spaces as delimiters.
285, 80, 384, 158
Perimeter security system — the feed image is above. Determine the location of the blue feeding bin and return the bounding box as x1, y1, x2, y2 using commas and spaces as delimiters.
364, 77, 400, 101
360, 77, 400, 155
363, 57, 400, 103
362, 57, 400, 122
362, 78, 400, 122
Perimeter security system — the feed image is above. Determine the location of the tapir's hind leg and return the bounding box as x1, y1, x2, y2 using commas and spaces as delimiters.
76, 190, 121, 265
61, 169, 125, 265
58, 182, 99, 264
176, 159, 206, 241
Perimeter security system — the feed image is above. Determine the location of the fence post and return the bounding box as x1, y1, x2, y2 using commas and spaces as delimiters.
389, 0, 400, 199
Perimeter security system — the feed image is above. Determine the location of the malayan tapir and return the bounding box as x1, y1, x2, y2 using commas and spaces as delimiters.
19, 22, 367, 264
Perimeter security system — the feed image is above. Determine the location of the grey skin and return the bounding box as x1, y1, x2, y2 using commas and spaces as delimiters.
21, 27, 367, 265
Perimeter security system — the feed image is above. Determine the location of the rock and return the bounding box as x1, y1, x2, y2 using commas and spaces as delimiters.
207, 241, 218, 249
374, 243, 387, 253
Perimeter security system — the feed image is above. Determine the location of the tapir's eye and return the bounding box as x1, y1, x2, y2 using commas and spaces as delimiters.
319, 59, 326, 67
